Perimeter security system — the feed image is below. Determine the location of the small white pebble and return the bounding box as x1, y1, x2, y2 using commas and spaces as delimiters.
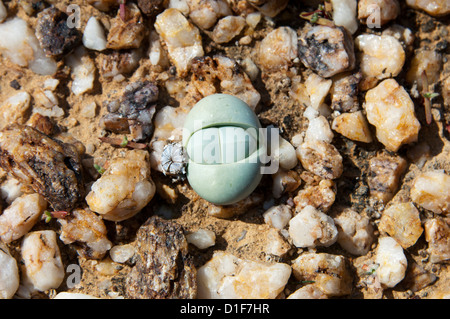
211, 16, 246, 44
424, 218, 450, 263
258, 27, 298, 72
0, 244, 19, 299
331, 0, 358, 34
378, 202, 423, 248
271, 135, 298, 170
305, 73, 332, 110
287, 285, 328, 299
0, 18, 57, 75
155, 8, 204, 76
110, 244, 136, 263
289, 205, 338, 248
332, 110, 373, 143
66, 47, 96, 96
42, 78, 60, 91
364, 79, 420, 152
305, 116, 334, 144
263, 205, 292, 229
0, 177, 23, 205
375, 236, 407, 288
406, 0, 450, 16
0, 91, 31, 130
21, 230, 65, 292
333, 208, 375, 255
246, 12, 262, 29
0, 193, 47, 244
410, 170, 450, 215
83, 16, 107, 51
355, 34, 405, 85
406, 50, 442, 85
240, 57, 260, 81
80, 101, 98, 119
186, 229, 216, 249
197, 251, 291, 299
291, 252, 352, 297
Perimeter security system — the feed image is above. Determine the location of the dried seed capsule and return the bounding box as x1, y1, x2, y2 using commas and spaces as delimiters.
161, 142, 187, 179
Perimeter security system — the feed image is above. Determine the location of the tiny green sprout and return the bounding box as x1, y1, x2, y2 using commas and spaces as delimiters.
422, 92, 439, 100
44, 210, 52, 223
120, 135, 129, 147
310, 12, 319, 24
301, 280, 316, 284
94, 163, 105, 175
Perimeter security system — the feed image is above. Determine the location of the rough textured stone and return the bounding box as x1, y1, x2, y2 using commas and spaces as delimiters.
368, 152, 407, 203
291, 252, 353, 297
35, 7, 81, 58
378, 203, 423, 248
125, 216, 197, 299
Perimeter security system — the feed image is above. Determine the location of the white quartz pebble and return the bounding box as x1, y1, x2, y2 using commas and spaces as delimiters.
86, 150, 156, 222
291, 252, 352, 296
331, 0, 358, 34
271, 135, 298, 170
0, 244, 19, 299
0, 91, 31, 130
305, 73, 332, 110
424, 218, 450, 263
155, 8, 204, 76
186, 229, 216, 249
0, 177, 24, 205
332, 111, 373, 143
333, 208, 375, 255
364, 79, 420, 152
258, 27, 298, 72
378, 203, 423, 248
406, 0, 450, 16
375, 236, 407, 288
263, 205, 292, 230
109, 244, 136, 263
355, 34, 405, 85
66, 47, 96, 96
0, 18, 57, 75
83, 17, 107, 51
0, 193, 47, 244
197, 251, 291, 299
406, 50, 442, 85
21, 230, 65, 292
289, 205, 338, 248
211, 16, 246, 44
305, 116, 334, 144
410, 171, 450, 215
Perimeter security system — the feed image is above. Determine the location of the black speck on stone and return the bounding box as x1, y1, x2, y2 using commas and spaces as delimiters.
436, 40, 448, 52
35, 7, 81, 59
9, 80, 21, 90
421, 20, 435, 33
